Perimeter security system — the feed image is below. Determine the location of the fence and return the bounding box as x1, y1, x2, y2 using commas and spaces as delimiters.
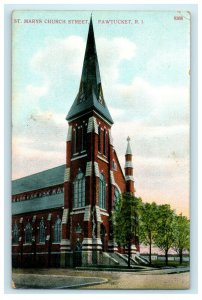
141, 254, 190, 262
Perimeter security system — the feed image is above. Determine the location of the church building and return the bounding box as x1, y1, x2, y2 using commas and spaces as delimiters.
12, 17, 139, 268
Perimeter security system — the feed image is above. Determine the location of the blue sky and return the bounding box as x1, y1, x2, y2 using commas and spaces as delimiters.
12, 10, 190, 216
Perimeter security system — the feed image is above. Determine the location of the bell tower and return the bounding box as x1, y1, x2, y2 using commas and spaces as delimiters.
60, 16, 127, 266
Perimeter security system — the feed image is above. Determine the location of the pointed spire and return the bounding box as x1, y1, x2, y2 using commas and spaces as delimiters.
80, 14, 101, 89
66, 16, 113, 124
126, 136, 132, 155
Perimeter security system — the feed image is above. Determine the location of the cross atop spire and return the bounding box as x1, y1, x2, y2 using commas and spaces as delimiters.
66, 16, 113, 124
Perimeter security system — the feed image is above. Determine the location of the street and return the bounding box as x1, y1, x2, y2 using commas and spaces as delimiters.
12, 267, 190, 289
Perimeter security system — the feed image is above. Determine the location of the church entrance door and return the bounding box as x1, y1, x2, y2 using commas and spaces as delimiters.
73, 240, 82, 267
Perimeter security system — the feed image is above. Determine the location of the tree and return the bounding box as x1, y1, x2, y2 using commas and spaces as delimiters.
139, 202, 159, 265
173, 214, 190, 264
154, 204, 175, 266
112, 193, 142, 268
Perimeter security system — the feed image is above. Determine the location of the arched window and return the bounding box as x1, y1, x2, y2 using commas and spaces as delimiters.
54, 216, 61, 243
81, 126, 84, 151
84, 124, 87, 150
39, 218, 45, 243
114, 187, 120, 209
103, 129, 107, 156
13, 222, 19, 244
74, 127, 79, 153
25, 222, 32, 244
98, 125, 101, 152
81, 124, 87, 151
99, 173, 106, 209
73, 169, 85, 208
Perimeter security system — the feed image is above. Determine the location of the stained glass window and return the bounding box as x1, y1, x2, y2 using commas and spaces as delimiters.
25, 222, 32, 243
39, 218, 45, 243
54, 216, 61, 243
99, 173, 106, 209
73, 169, 85, 208
114, 187, 120, 210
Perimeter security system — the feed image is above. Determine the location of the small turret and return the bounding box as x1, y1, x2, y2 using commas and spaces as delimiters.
125, 137, 135, 194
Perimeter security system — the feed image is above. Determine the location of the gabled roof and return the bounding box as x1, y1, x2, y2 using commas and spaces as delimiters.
12, 164, 66, 195
66, 16, 113, 124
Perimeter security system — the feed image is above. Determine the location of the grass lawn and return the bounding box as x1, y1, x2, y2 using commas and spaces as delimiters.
150, 260, 190, 268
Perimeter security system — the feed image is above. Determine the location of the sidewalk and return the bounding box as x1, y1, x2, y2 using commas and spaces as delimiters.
13, 273, 108, 289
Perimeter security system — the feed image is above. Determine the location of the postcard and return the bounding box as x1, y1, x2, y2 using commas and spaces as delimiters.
12, 10, 190, 289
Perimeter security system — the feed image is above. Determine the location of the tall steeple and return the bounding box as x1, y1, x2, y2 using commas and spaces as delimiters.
66, 16, 113, 124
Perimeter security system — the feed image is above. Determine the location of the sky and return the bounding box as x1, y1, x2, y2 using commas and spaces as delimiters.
12, 10, 190, 217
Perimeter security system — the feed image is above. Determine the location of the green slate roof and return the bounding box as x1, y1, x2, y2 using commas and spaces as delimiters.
12, 165, 66, 195
66, 17, 113, 124
12, 193, 64, 215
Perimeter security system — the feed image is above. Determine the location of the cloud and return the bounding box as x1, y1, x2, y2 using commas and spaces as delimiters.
112, 120, 189, 163
12, 85, 48, 127
29, 35, 86, 109
97, 37, 136, 82
12, 33, 190, 216
13, 111, 67, 146
26, 85, 48, 97
31, 35, 85, 79
106, 77, 189, 127
13, 34, 189, 171
12, 34, 137, 124
145, 48, 190, 84
12, 146, 66, 180
112, 118, 189, 216
116, 151, 189, 216
29, 35, 136, 101
25, 35, 189, 130
12, 111, 67, 179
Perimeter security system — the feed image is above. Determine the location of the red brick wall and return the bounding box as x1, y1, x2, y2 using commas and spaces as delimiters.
12, 208, 63, 267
